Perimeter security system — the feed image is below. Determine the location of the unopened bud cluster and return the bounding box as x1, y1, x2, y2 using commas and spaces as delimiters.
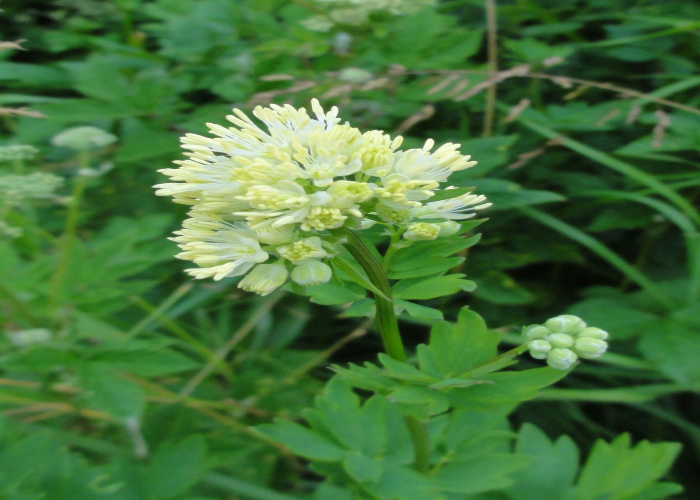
523, 315, 608, 370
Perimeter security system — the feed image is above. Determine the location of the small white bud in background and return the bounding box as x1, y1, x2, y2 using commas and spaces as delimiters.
291, 260, 332, 286
7, 328, 52, 347
547, 348, 578, 370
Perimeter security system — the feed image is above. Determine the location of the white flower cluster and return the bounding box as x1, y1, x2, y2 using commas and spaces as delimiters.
523, 315, 609, 370
0, 145, 39, 162
0, 172, 64, 240
156, 99, 489, 295
0, 172, 64, 209
302, 0, 437, 31
51, 126, 117, 151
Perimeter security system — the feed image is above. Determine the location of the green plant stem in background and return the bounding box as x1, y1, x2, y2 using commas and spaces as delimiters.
483, 0, 498, 137
336, 227, 431, 474
12, 159, 23, 174
49, 150, 91, 311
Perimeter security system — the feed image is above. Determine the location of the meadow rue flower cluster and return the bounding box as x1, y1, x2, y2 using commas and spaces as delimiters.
523, 315, 609, 370
0, 172, 64, 207
0, 145, 39, 162
156, 99, 490, 295
302, 0, 437, 31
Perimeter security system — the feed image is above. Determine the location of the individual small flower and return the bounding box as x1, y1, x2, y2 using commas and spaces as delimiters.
238, 263, 289, 296
547, 348, 578, 370
0, 145, 38, 162
437, 220, 461, 237
291, 259, 332, 286
51, 126, 117, 151
404, 222, 440, 241
523, 314, 608, 369
278, 237, 328, 264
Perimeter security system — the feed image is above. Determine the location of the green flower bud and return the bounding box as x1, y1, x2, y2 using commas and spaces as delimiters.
547, 348, 578, 370
375, 203, 412, 224
528, 339, 552, 354
238, 263, 288, 296
577, 327, 609, 340
437, 220, 461, 237
51, 126, 117, 151
523, 325, 550, 340
545, 315, 586, 334
546, 333, 574, 349
574, 337, 608, 359
291, 260, 332, 286
404, 222, 440, 241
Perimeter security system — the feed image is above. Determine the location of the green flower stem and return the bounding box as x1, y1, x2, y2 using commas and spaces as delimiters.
12, 159, 24, 174
405, 416, 431, 474
381, 229, 404, 271
335, 226, 406, 362
49, 151, 91, 310
334, 227, 430, 474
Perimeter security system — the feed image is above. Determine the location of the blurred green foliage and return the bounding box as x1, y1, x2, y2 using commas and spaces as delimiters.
1, 0, 700, 498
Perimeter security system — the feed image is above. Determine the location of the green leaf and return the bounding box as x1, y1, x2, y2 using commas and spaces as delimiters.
332, 256, 388, 300
391, 234, 481, 268
388, 256, 464, 280
306, 282, 365, 305
79, 365, 145, 418
395, 299, 444, 321
343, 452, 383, 483
575, 434, 681, 499
420, 308, 499, 378
145, 436, 209, 499
257, 419, 346, 462
428, 378, 491, 390
393, 275, 476, 300
504, 424, 579, 500
434, 453, 530, 494
387, 386, 450, 418
448, 368, 569, 411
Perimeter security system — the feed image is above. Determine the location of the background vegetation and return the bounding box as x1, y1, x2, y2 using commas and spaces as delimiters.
1, 0, 699, 498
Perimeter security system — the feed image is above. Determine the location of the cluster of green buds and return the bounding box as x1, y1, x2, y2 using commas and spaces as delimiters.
523, 315, 609, 370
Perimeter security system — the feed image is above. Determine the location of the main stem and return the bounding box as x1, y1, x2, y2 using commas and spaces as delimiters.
335, 227, 430, 474
49, 151, 91, 311
335, 227, 406, 362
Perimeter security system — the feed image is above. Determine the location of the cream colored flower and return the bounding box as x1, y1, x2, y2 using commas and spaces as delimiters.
156, 99, 488, 294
